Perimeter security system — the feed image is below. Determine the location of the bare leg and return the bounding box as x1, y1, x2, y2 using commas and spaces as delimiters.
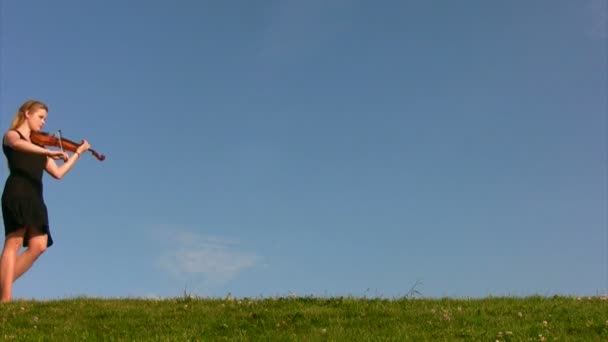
0, 229, 25, 302
13, 231, 47, 281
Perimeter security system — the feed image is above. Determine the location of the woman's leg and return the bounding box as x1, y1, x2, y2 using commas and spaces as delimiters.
0, 228, 25, 302
13, 228, 48, 281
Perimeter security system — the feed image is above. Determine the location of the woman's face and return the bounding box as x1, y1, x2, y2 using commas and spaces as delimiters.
25, 108, 47, 132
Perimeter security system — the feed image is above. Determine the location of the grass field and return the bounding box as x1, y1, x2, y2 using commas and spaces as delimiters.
0, 294, 606, 341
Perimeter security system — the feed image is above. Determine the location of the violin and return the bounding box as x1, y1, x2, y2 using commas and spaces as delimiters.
30, 131, 106, 161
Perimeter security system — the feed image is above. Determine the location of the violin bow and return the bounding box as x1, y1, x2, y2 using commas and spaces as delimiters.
52, 130, 65, 154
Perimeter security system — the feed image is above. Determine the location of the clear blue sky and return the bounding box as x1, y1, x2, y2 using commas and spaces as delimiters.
0, 0, 606, 300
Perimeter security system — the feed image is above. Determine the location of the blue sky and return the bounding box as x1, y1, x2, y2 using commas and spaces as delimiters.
0, 0, 606, 300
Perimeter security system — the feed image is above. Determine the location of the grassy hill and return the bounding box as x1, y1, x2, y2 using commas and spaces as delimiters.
1, 295, 606, 341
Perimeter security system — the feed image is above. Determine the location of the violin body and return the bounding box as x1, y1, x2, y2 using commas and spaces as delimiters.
30, 131, 106, 161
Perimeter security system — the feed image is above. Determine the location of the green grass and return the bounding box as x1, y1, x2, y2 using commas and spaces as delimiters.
1, 294, 606, 341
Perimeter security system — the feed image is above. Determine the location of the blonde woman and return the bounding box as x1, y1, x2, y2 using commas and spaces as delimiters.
0, 99, 90, 302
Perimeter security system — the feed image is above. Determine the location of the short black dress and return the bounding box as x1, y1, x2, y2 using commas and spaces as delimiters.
1, 129, 53, 248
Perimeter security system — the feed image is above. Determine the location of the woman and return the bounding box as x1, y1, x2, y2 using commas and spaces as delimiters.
0, 99, 90, 302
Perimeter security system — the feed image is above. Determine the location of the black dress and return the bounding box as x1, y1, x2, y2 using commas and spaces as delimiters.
1, 129, 53, 247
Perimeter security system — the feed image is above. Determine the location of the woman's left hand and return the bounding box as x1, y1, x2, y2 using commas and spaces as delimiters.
77, 139, 91, 154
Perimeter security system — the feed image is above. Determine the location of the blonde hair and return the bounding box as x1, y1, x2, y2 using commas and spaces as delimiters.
9, 99, 49, 130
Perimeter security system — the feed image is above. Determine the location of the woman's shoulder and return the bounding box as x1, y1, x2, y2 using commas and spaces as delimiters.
2, 130, 23, 147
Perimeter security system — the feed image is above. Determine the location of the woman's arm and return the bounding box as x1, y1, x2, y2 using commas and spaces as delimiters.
44, 140, 90, 179
3, 130, 52, 156
45, 152, 79, 179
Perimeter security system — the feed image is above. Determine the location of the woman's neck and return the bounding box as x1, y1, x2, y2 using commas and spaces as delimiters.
16, 124, 31, 138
